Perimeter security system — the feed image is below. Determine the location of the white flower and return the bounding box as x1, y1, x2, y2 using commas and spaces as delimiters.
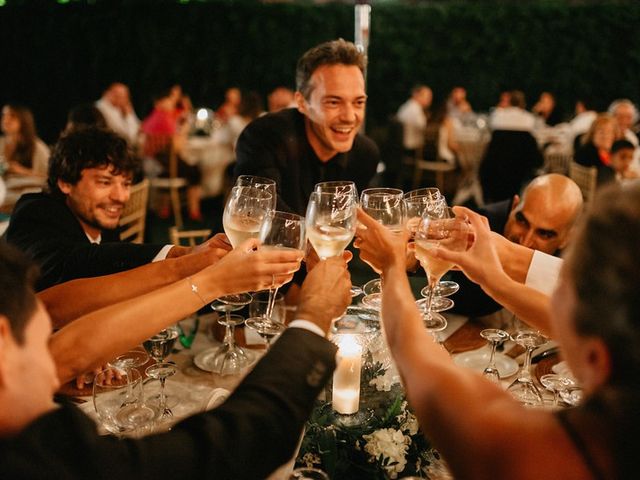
396, 403, 420, 436
363, 428, 410, 479
301, 452, 321, 468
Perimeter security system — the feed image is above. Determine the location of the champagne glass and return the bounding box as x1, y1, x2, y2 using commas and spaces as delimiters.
93, 368, 156, 437
145, 362, 177, 420
360, 188, 405, 310
313, 182, 361, 297
507, 330, 548, 407
223, 185, 273, 249
143, 326, 180, 409
109, 346, 149, 377
414, 207, 470, 326
405, 189, 460, 298
235, 174, 277, 211
540, 373, 575, 407
480, 328, 509, 383
208, 294, 254, 375
245, 211, 305, 348
306, 191, 357, 261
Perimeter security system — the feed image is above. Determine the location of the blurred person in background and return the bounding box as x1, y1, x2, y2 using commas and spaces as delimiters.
95, 82, 140, 146
574, 113, 622, 186
1, 104, 50, 180
268, 86, 295, 113
215, 87, 241, 123
532, 91, 563, 127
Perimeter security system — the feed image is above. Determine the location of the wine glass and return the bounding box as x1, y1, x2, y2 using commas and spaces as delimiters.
223, 185, 273, 249
145, 362, 177, 420
480, 328, 509, 383
143, 326, 180, 409
288, 467, 329, 480
93, 368, 156, 437
306, 191, 357, 260
235, 174, 277, 211
209, 294, 254, 375
245, 211, 305, 348
414, 206, 470, 326
109, 346, 149, 377
359, 188, 405, 310
540, 373, 575, 407
507, 330, 548, 407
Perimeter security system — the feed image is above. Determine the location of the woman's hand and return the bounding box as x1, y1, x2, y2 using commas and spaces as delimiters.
354, 208, 408, 275
205, 238, 304, 295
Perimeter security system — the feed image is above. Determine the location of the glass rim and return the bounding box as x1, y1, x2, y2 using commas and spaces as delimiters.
267, 210, 305, 222
230, 185, 273, 201
235, 174, 276, 186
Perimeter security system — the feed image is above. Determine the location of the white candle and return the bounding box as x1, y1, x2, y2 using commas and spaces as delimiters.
332, 335, 362, 414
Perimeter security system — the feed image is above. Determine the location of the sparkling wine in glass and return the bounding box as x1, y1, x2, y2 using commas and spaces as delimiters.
359, 188, 405, 310
245, 211, 305, 348
306, 191, 357, 260
223, 185, 273, 248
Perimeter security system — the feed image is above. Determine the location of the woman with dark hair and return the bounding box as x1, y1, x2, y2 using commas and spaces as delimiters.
355, 182, 640, 479
1, 104, 50, 178
574, 113, 622, 185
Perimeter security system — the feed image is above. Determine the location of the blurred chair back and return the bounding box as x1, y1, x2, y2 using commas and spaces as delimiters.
569, 161, 597, 204
119, 179, 149, 244
479, 129, 544, 203
169, 226, 212, 247
543, 150, 573, 176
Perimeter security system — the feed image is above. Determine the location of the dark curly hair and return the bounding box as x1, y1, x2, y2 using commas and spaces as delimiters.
0, 242, 39, 345
47, 127, 139, 196
295, 39, 367, 100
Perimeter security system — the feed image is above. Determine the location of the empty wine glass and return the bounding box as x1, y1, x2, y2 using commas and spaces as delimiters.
288, 467, 329, 480
235, 174, 277, 211
314, 180, 358, 201
245, 211, 305, 348
109, 346, 149, 377
360, 188, 405, 310
145, 362, 177, 420
414, 206, 470, 326
93, 368, 156, 437
480, 328, 509, 383
143, 326, 180, 408
208, 293, 254, 375
540, 373, 575, 407
507, 330, 548, 407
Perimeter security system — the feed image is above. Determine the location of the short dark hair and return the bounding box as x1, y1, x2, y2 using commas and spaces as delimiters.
611, 139, 635, 155
295, 39, 367, 100
0, 242, 39, 345
66, 104, 107, 131
47, 127, 138, 196
566, 182, 640, 386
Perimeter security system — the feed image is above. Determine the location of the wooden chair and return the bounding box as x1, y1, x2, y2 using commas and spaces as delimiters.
412, 159, 456, 192
169, 226, 212, 247
119, 179, 149, 244
542, 150, 573, 176
569, 161, 597, 204
144, 133, 189, 228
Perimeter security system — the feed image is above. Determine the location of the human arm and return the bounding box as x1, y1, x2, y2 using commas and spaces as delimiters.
354, 209, 579, 479
49, 239, 303, 383
39, 241, 230, 329
433, 207, 552, 334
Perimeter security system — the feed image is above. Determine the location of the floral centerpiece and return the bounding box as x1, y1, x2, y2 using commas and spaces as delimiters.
296, 346, 443, 479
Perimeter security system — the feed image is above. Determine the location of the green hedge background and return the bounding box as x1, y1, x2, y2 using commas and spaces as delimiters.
1, 1, 639, 142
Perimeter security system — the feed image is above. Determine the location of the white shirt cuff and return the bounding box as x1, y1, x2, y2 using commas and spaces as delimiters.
152, 245, 174, 262
525, 250, 563, 296
288, 319, 325, 338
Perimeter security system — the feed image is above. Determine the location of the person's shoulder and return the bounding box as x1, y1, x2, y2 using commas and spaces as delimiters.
244, 108, 300, 134
11, 191, 54, 213
353, 132, 380, 156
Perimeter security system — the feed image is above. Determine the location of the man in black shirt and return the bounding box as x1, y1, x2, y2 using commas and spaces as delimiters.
235, 39, 380, 215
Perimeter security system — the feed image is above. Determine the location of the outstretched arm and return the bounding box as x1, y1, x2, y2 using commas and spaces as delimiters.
49, 238, 303, 383
433, 207, 552, 335
39, 234, 232, 329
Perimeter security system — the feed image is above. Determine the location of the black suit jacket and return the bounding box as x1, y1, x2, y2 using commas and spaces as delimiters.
0, 328, 337, 480
5, 192, 164, 291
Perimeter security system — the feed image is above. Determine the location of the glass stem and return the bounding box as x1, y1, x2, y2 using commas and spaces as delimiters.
227, 324, 236, 348
159, 376, 167, 410
266, 287, 279, 319
425, 278, 437, 318
520, 347, 534, 381
488, 342, 497, 369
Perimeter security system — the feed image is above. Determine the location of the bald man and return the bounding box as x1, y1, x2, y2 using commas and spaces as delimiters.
502, 173, 583, 255
450, 174, 583, 316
